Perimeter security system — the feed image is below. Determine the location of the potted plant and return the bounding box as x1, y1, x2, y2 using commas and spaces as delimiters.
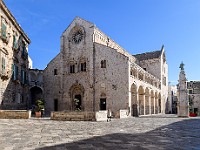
35, 99, 44, 118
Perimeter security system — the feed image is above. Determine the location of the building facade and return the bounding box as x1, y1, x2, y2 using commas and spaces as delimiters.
168, 84, 178, 114
43, 17, 168, 117
187, 81, 200, 115
0, 1, 30, 110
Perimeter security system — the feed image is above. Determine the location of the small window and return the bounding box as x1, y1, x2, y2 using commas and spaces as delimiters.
101, 60, 106, 68
189, 90, 193, 94
70, 65, 75, 73
80, 62, 86, 72
130, 70, 133, 75
54, 69, 58, 75
143, 68, 146, 71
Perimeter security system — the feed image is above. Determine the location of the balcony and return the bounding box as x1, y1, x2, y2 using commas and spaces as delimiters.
1, 35, 9, 44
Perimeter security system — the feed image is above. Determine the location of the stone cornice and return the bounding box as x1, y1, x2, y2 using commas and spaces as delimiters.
1, 0, 31, 44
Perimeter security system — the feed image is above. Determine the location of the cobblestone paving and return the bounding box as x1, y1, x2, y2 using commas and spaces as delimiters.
0, 115, 200, 150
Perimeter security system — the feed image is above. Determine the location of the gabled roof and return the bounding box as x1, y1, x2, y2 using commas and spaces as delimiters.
133, 50, 162, 61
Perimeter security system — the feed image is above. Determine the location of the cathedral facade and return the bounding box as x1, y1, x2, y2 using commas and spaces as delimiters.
43, 17, 168, 117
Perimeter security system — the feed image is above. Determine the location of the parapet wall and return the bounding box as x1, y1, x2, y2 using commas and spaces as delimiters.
0, 110, 31, 119
51, 111, 96, 121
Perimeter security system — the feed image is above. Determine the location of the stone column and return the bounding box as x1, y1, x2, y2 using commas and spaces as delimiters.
143, 94, 146, 115
177, 62, 189, 117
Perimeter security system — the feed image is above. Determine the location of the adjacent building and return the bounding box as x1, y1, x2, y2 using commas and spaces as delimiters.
0, 1, 31, 110
187, 81, 200, 115
168, 84, 178, 114
43, 17, 168, 117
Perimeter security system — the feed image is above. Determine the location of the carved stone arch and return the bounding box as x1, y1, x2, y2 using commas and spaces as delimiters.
138, 85, 145, 115
30, 86, 43, 107
131, 82, 138, 116
69, 82, 85, 111
100, 93, 106, 98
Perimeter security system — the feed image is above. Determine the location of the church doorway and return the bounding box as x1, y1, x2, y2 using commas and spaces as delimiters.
69, 83, 84, 111
74, 95, 82, 111
100, 98, 106, 110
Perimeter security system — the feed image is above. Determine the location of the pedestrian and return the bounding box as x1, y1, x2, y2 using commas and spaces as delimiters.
107, 109, 112, 122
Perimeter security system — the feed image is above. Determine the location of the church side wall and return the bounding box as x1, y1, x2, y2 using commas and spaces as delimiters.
94, 43, 129, 117
43, 54, 61, 114
139, 59, 161, 80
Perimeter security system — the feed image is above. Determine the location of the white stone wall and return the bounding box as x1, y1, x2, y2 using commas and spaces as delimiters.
43, 54, 61, 113
44, 17, 168, 116
94, 43, 129, 117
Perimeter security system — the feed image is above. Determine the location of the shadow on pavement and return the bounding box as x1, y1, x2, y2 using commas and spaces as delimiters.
36, 119, 200, 150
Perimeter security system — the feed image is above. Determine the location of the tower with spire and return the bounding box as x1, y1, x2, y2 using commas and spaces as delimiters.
177, 62, 189, 117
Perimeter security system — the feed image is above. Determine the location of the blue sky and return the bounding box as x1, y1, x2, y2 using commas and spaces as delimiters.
3, 0, 200, 84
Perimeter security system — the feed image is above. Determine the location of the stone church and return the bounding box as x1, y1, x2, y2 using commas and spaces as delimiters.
42, 17, 168, 117
0, 0, 168, 117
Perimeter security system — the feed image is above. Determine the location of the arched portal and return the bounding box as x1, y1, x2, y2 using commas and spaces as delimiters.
145, 88, 150, 115
138, 86, 145, 115
69, 83, 84, 111
30, 86, 43, 106
131, 83, 138, 116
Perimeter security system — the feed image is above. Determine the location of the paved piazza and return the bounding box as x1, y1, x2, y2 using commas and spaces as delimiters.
0, 115, 200, 150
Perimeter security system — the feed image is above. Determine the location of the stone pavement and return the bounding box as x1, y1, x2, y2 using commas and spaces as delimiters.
0, 115, 200, 150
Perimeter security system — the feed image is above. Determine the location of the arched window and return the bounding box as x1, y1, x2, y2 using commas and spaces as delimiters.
80, 62, 86, 72
101, 60, 106, 68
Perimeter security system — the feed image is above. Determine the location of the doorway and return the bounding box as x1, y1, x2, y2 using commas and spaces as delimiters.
74, 95, 81, 111
100, 98, 106, 110
54, 99, 58, 111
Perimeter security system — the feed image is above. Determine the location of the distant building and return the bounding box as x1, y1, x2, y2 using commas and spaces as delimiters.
0, 0, 31, 109
42, 17, 168, 117
168, 84, 178, 114
187, 81, 200, 115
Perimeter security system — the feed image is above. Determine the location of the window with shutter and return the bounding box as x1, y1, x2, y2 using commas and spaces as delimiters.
13, 35, 18, 50
1, 57, 6, 74
12, 64, 18, 80
1, 22, 7, 40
